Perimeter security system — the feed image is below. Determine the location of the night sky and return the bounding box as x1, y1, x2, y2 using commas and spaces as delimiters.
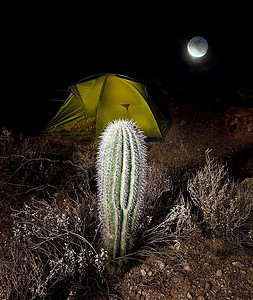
2, 6, 252, 135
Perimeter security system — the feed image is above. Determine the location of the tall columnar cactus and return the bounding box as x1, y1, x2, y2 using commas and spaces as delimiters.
96, 119, 147, 267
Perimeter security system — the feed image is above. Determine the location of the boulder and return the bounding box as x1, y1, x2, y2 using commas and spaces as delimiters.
225, 107, 253, 134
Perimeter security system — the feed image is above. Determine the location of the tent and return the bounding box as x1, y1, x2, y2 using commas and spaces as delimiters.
42, 74, 168, 141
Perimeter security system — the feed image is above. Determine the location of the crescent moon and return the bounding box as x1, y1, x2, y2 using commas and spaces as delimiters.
187, 43, 206, 57
187, 36, 208, 58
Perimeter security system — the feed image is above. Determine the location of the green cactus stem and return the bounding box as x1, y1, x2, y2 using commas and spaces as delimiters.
97, 119, 147, 268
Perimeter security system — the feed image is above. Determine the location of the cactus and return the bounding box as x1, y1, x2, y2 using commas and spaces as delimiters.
96, 119, 147, 268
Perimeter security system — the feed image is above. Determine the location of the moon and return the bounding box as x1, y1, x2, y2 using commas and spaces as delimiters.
187, 36, 208, 58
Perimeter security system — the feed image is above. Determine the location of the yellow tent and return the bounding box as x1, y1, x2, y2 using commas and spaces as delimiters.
42, 74, 168, 141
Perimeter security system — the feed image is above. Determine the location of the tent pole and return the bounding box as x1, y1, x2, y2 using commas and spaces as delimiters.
95, 74, 111, 137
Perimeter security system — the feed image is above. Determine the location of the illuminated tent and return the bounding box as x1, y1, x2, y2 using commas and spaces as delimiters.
42, 74, 168, 141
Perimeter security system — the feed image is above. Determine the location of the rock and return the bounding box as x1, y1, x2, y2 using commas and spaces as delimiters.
205, 282, 212, 292
240, 270, 247, 276
225, 107, 253, 134
140, 269, 146, 276
232, 261, 244, 268
216, 269, 222, 277
208, 238, 224, 254
156, 260, 165, 270
180, 119, 188, 126
174, 241, 181, 250
183, 263, 191, 272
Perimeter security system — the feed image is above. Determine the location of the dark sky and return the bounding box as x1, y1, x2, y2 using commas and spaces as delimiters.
1, 5, 253, 134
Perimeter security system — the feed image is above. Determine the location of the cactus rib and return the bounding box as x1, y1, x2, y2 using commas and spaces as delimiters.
97, 119, 147, 267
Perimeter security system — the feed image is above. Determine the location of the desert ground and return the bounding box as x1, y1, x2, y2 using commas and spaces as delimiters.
0, 100, 252, 299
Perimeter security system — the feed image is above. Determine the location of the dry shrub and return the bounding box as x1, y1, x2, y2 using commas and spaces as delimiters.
75, 141, 98, 167
0, 192, 107, 300
0, 128, 13, 155
0, 133, 108, 299
187, 149, 253, 252
1, 131, 51, 158
0, 148, 106, 300
135, 160, 195, 260
0, 133, 98, 205
47, 116, 98, 141
140, 194, 193, 252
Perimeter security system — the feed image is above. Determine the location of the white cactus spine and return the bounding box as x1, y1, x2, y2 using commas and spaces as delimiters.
96, 119, 147, 267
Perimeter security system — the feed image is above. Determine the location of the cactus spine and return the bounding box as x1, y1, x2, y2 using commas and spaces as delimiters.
97, 119, 147, 267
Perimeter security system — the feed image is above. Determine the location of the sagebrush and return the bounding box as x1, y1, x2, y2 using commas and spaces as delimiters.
187, 149, 253, 252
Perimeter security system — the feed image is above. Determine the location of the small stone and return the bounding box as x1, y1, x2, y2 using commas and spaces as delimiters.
156, 260, 165, 270
205, 282, 211, 291
174, 241, 181, 250
216, 269, 222, 277
180, 119, 188, 126
240, 270, 246, 276
183, 264, 191, 272
197, 296, 205, 300
147, 271, 152, 276
232, 261, 244, 268
140, 269, 146, 276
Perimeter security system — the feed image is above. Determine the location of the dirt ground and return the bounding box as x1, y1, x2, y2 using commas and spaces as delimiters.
148, 102, 253, 178
115, 236, 253, 300
0, 101, 252, 299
